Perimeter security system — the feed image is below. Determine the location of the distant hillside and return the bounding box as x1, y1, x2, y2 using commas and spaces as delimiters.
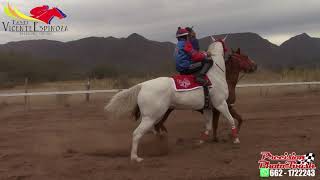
0, 33, 176, 75
278, 33, 320, 67
200, 32, 320, 68
0, 32, 320, 83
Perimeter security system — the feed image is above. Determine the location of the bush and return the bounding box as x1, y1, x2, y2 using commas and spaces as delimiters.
90, 65, 119, 79
0, 52, 73, 84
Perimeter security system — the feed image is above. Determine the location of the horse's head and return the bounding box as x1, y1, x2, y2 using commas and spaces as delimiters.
228, 48, 257, 73
52, 7, 67, 19
207, 35, 228, 57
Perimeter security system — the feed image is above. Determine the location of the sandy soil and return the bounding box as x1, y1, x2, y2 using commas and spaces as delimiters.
0, 90, 320, 180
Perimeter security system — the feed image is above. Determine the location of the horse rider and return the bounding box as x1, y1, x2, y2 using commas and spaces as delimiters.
186, 26, 200, 51
174, 27, 213, 85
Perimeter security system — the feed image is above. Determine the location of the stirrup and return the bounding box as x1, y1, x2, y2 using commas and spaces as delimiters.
195, 76, 208, 86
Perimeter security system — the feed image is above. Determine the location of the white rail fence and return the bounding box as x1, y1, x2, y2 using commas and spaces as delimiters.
0, 81, 319, 97
236, 81, 320, 88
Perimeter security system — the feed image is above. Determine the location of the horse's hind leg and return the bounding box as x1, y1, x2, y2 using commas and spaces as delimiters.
215, 101, 240, 144
154, 108, 173, 134
131, 117, 155, 162
199, 109, 213, 144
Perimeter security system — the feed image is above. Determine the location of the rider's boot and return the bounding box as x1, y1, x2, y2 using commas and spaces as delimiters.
195, 60, 213, 86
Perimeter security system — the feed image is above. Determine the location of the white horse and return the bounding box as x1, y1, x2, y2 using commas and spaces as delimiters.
105, 36, 240, 162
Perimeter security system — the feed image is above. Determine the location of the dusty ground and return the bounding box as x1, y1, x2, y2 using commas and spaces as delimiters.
0, 89, 320, 180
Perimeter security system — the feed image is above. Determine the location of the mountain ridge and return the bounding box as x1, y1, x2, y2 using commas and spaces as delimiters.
0, 32, 319, 75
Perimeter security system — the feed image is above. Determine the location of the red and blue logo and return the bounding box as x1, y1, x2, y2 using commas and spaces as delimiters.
4, 3, 67, 24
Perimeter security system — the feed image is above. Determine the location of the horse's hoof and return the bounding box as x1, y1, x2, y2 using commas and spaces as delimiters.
152, 129, 158, 135
200, 132, 210, 142
131, 157, 144, 163
160, 127, 168, 133
197, 140, 205, 145
159, 129, 168, 136
192, 140, 204, 148
212, 137, 219, 142
233, 138, 240, 144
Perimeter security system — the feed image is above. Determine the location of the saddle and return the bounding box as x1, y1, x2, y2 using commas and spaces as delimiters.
172, 74, 212, 110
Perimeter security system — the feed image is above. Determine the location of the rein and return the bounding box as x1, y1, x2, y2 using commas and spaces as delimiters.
238, 73, 246, 82
214, 62, 225, 73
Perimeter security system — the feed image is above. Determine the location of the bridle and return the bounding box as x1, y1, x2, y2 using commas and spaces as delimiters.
214, 61, 225, 73
210, 40, 228, 73
210, 35, 251, 82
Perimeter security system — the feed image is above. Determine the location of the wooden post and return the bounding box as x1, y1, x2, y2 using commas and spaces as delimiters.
24, 77, 29, 110
265, 87, 269, 96
86, 78, 91, 102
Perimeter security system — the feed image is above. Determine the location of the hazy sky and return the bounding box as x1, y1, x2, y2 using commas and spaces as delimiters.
0, 0, 319, 45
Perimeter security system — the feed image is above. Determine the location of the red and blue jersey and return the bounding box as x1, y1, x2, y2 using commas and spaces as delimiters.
174, 40, 206, 72
190, 38, 200, 51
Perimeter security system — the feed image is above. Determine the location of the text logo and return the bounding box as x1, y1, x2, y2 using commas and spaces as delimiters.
2, 3, 68, 35
258, 152, 316, 178
4, 4, 66, 24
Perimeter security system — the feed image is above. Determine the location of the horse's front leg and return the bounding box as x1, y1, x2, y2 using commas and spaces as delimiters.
215, 101, 240, 144
228, 106, 243, 131
199, 109, 213, 144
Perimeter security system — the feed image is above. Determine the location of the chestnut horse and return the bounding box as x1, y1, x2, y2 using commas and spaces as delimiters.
153, 48, 257, 141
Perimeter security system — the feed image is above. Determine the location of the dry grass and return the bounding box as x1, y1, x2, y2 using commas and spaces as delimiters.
239, 68, 320, 83
0, 69, 319, 92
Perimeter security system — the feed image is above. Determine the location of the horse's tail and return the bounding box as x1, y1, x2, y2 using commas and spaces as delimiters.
105, 84, 142, 120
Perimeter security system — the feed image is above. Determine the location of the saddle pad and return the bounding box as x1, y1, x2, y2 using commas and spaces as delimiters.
172, 74, 212, 91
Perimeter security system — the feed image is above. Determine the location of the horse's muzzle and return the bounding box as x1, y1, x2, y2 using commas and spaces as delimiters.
247, 63, 258, 73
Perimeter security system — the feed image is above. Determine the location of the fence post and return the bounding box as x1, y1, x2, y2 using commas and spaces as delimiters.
86, 78, 91, 102
265, 87, 269, 96
24, 77, 29, 111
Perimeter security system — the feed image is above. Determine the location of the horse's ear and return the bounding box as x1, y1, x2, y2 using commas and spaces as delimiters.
211, 36, 216, 42
237, 48, 241, 54
223, 34, 228, 42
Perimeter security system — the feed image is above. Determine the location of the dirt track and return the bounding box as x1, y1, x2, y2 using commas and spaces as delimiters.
0, 90, 320, 180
